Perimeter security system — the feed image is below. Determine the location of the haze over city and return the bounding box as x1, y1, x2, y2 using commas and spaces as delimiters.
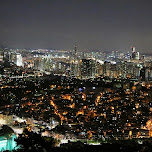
1, 1, 152, 152
0, 0, 152, 52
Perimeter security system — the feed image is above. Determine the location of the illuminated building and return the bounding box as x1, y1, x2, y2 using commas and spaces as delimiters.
140, 67, 149, 81
70, 45, 81, 78
96, 61, 103, 76
0, 135, 17, 151
33, 57, 42, 70
149, 68, 152, 80
103, 61, 111, 77
110, 63, 117, 78
120, 61, 127, 78
133, 65, 141, 79
80, 59, 96, 79
131, 47, 140, 60
70, 60, 80, 77
0, 125, 18, 151
131, 47, 136, 59
135, 52, 140, 60
0, 114, 13, 125
15, 53, 23, 67
0, 51, 3, 62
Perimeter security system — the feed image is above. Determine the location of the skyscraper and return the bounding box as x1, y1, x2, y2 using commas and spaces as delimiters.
15, 53, 23, 67
74, 45, 77, 56
81, 59, 96, 79
131, 47, 136, 59
70, 45, 81, 78
135, 52, 140, 60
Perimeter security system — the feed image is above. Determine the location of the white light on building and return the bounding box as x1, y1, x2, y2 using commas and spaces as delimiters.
16, 54, 23, 67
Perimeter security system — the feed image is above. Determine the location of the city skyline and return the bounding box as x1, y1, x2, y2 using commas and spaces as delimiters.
0, 0, 152, 52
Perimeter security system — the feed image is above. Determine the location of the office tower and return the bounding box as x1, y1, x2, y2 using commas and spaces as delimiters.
3, 52, 10, 63
0, 51, 3, 62
111, 51, 115, 58
120, 61, 127, 78
96, 61, 103, 76
132, 47, 135, 52
134, 65, 141, 79
149, 68, 152, 80
70, 45, 81, 78
40, 58, 52, 71
81, 59, 96, 79
74, 45, 77, 56
135, 52, 140, 60
140, 67, 146, 81
103, 61, 111, 77
73, 44, 77, 60
70, 60, 80, 77
15, 53, 23, 67
34, 57, 42, 70
131, 47, 136, 59
110, 63, 117, 78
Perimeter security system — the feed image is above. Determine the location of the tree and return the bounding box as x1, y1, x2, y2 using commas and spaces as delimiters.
14, 129, 55, 152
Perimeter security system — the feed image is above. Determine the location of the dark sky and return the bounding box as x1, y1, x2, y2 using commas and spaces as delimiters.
0, 0, 152, 52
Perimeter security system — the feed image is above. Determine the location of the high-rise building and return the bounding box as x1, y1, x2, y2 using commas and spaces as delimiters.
131, 47, 136, 59
140, 67, 146, 81
96, 61, 103, 76
74, 45, 77, 57
15, 53, 23, 67
70, 60, 80, 77
103, 61, 111, 77
110, 63, 117, 78
80, 59, 96, 79
135, 52, 140, 60
149, 68, 152, 80
70, 45, 81, 78
120, 61, 127, 78
131, 47, 140, 60
0, 51, 3, 62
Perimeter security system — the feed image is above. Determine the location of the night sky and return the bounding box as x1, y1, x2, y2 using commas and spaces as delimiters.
0, 0, 152, 52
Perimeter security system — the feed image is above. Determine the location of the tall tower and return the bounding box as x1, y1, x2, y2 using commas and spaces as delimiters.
74, 44, 77, 56
131, 47, 136, 59
73, 44, 77, 61
132, 47, 135, 53
135, 52, 140, 60
70, 44, 81, 78
15, 53, 23, 67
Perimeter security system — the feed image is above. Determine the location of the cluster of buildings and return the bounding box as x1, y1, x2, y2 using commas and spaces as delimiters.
70, 46, 152, 80
0, 46, 152, 81
0, 47, 152, 149
0, 73, 152, 142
